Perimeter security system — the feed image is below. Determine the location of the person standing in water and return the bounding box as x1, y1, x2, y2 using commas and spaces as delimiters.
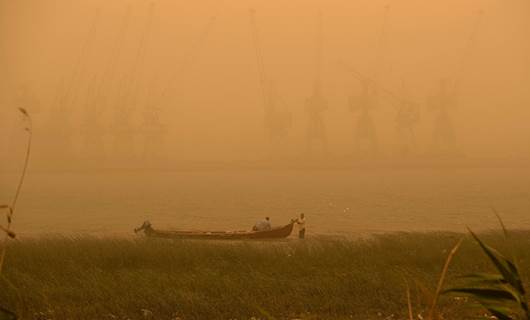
296, 213, 306, 239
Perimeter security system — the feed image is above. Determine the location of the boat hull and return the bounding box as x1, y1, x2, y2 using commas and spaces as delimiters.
137, 222, 295, 240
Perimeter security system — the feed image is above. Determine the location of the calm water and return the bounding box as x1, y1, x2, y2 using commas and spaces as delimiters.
1, 168, 530, 236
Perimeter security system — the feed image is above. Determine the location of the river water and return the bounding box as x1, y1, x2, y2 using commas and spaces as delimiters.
1, 168, 529, 236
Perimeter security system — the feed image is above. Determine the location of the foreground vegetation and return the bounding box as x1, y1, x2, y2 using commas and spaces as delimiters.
1, 231, 530, 320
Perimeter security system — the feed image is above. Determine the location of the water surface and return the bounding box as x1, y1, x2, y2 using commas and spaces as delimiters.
1, 168, 529, 236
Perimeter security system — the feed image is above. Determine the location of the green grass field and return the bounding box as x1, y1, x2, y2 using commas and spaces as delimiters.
1, 231, 529, 320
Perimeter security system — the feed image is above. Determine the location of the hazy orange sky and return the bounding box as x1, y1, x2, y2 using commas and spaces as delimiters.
1, 0, 529, 168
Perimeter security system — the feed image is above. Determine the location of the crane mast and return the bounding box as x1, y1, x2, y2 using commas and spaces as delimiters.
154, 15, 216, 108
248, 9, 291, 146
249, 9, 269, 113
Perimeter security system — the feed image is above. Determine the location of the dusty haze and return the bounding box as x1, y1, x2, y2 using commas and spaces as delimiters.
1, 0, 530, 235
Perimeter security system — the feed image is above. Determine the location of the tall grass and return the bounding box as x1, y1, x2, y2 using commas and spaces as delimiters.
2, 232, 530, 319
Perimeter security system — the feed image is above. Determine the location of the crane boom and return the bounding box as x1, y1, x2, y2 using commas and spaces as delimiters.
249, 9, 269, 111
453, 9, 484, 90
340, 60, 417, 107
96, 5, 131, 110
374, 3, 390, 82
59, 8, 101, 112
125, 2, 155, 111
153, 14, 216, 108
314, 10, 323, 88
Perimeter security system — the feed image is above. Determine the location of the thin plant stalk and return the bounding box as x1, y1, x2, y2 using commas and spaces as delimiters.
0, 108, 32, 274
405, 279, 414, 320
492, 207, 519, 267
427, 237, 464, 320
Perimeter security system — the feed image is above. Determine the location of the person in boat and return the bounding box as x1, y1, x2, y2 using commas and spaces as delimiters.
252, 217, 272, 231
296, 213, 306, 239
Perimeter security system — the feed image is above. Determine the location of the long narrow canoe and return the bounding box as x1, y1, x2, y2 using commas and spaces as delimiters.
134, 220, 294, 240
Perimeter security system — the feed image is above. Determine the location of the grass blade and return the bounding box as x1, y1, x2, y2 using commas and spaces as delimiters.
491, 207, 508, 239
456, 273, 506, 287
405, 280, 414, 320
427, 237, 464, 320
443, 288, 517, 302
486, 306, 514, 320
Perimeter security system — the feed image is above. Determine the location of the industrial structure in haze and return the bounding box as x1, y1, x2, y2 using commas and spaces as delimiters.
348, 79, 379, 158
46, 78, 75, 165
304, 11, 328, 156
249, 9, 292, 156
429, 79, 458, 156
141, 99, 167, 165
111, 3, 154, 164
3, 2, 502, 171
79, 76, 106, 163
394, 82, 420, 156
305, 80, 328, 155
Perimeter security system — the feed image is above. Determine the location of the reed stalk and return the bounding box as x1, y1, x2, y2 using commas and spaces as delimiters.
0, 108, 32, 274
405, 279, 414, 320
427, 237, 464, 320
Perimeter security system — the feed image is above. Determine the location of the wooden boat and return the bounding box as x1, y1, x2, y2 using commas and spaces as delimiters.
134, 220, 295, 240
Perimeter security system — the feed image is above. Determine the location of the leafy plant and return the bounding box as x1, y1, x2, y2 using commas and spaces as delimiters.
444, 223, 529, 320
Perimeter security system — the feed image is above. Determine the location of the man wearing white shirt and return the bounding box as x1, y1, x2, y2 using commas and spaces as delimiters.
253, 217, 272, 231
296, 213, 306, 239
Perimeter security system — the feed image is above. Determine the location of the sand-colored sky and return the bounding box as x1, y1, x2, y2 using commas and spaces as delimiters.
1, 0, 529, 169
